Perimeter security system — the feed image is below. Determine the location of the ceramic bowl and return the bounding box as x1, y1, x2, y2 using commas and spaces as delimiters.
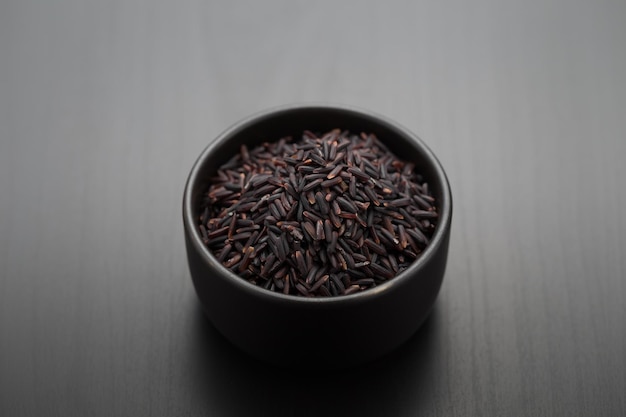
183, 104, 452, 369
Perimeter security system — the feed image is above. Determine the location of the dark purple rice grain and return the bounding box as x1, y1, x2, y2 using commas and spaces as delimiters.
315, 192, 329, 215
363, 165, 379, 180
323, 220, 333, 243
223, 253, 242, 268
320, 177, 343, 188
295, 250, 306, 274
363, 187, 380, 206
347, 166, 370, 182
329, 210, 342, 229
388, 254, 399, 272
414, 210, 439, 219
326, 164, 343, 179
337, 237, 355, 254
273, 276, 285, 290
352, 253, 368, 262
217, 244, 232, 263
369, 262, 395, 279
349, 177, 357, 199
280, 232, 291, 257
297, 221, 314, 239
305, 265, 321, 285
233, 241, 245, 253
364, 238, 386, 255
230, 232, 252, 241
354, 278, 375, 286
268, 225, 282, 235
304, 173, 328, 182
244, 230, 260, 249
274, 200, 287, 218
310, 274, 329, 292
207, 226, 231, 239
297, 165, 314, 174
316, 220, 325, 241
398, 224, 409, 249
207, 236, 227, 246
330, 273, 346, 292
309, 153, 326, 166
340, 248, 356, 270
411, 194, 433, 210
378, 228, 400, 247
198, 129, 438, 297
239, 246, 255, 272
355, 214, 368, 228
337, 196, 358, 213
254, 241, 268, 254
329, 231, 339, 253
406, 227, 429, 246
276, 238, 288, 262
344, 285, 361, 295
295, 282, 309, 296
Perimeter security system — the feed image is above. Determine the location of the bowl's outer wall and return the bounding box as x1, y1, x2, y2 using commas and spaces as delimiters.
184, 106, 452, 369
185, 230, 449, 368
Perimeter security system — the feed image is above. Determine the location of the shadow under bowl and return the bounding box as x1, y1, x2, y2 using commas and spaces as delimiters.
183, 104, 452, 370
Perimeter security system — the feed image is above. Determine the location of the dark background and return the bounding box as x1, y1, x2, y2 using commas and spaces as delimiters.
1, 1, 625, 415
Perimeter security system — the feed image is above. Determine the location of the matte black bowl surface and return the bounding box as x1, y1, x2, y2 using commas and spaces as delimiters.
183, 104, 452, 369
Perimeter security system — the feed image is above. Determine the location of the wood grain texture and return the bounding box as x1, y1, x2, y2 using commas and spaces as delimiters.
1, 0, 625, 415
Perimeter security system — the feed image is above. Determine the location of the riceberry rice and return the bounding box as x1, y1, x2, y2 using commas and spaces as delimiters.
198, 129, 438, 297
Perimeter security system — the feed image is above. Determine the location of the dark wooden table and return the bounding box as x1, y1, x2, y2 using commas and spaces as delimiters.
1, 1, 625, 415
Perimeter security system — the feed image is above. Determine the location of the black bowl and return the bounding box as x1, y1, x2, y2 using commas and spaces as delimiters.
183, 104, 452, 369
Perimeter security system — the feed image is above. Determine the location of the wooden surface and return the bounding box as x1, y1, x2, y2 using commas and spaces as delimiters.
1, 1, 625, 415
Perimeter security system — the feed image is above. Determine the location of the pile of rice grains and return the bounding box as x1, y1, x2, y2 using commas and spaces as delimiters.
197, 129, 437, 297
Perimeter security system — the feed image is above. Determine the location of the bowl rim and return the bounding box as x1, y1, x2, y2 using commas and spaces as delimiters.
183, 103, 452, 306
